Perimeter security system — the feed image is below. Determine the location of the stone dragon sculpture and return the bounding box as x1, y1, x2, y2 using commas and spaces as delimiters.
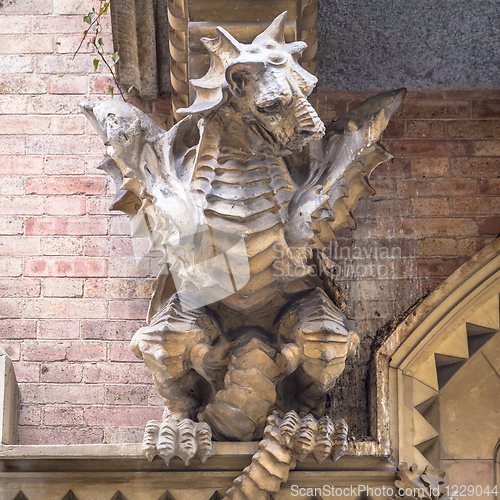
83, 11, 405, 491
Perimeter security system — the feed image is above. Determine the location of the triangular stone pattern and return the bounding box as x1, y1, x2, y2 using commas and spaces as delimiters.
110, 492, 128, 500
61, 492, 79, 500
12, 493, 30, 500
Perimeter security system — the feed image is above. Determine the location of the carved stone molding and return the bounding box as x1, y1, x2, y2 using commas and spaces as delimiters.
0, 347, 18, 445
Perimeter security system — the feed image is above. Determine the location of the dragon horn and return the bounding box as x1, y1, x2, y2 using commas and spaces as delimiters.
255, 11, 287, 44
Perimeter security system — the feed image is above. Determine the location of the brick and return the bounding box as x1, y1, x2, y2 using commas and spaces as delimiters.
36, 54, 102, 74
0, 236, 40, 255
57, 34, 113, 54
369, 178, 396, 197
0, 278, 40, 298
0, 257, 23, 276
0, 75, 47, 94
0, 16, 32, 34
38, 319, 80, 340
48, 75, 88, 95
0, 137, 26, 154
417, 238, 458, 257
41, 363, 83, 383
109, 342, 142, 363
43, 405, 84, 426
411, 158, 450, 178
152, 96, 173, 115
86, 406, 160, 427
25, 257, 107, 277
86, 196, 115, 215
0, 319, 37, 339
54, 0, 94, 14
29, 95, 82, 115
108, 257, 150, 278
0, 177, 24, 195
42, 277, 83, 297
1, 341, 20, 360
474, 140, 500, 156
0, 196, 44, 215
472, 99, 500, 118
0, 35, 54, 54
46, 196, 87, 215
51, 115, 85, 134
33, 15, 88, 34
479, 179, 500, 196
109, 300, 149, 320
66, 341, 106, 361
109, 215, 132, 235
0, 0, 52, 14
371, 158, 411, 179
0, 217, 23, 235
26, 216, 108, 236
398, 178, 477, 197
395, 100, 470, 119
0, 115, 50, 135
26, 176, 105, 195
23, 342, 68, 361
148, 386, 164, 406
407, 120, 445, 138
395, 217, 478, 238
447, 120, 500, 139
0, 55, 33, 73
21, 382, 105, 404
0, 95, 28, 113
381, 119, 405, 139
344, 218, 395, 239
14, 362, 40, 383
81, 320, 142, 341
41, 236, 83, 256
416, 258, 468, 277
84, 362, 152, 384
85, 278, 153, 299
392, 140, 473, 158
44, 156, 86, 175
18, 427, 104, 445
19, 406, 41, 426
26, 135, 103, 155
478, 217, 500, 236
24, 298, 107, 319
451, 157, 500, 177
84, 237, 142, 257
454, 197, 493, 215
0, 299, 23, 318
106, 385, 149, 405
458, 237, 493, 257
355, 198, 410, 218
104, 427, 144, 444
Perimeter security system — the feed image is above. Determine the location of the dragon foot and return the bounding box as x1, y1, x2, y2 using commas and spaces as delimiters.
142, 417, 213, 466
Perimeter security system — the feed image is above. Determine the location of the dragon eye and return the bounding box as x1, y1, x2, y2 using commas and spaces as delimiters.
257, 101, 281, 113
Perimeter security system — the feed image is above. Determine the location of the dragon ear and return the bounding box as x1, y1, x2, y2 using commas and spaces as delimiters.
254, 11, 287, 45
80, 101, 107, 141
226, 61, 265, 97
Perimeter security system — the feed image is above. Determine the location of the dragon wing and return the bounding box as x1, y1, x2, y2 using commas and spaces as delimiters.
286, 88, 406, 249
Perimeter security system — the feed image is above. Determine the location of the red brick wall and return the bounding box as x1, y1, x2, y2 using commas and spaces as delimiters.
0, 6, 499, 443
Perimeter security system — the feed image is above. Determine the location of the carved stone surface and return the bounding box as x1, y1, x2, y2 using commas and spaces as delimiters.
393, 463, 452, 500
83, 12, 404, 467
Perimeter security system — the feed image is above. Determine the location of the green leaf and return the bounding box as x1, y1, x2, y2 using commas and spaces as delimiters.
86, 41, 91, 49
112, 52, 120, 64
98, 37, 103, 47
83, 15, 91, 24
99, 2, 109, 14
89, 12, 94, 19
127, 85, 134, 94
83, 29, 88, 35
93, 58, 99, 71
108, 85, 114, 98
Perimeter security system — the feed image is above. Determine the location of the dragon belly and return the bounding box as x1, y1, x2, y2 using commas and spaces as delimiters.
190, 156, 300, 312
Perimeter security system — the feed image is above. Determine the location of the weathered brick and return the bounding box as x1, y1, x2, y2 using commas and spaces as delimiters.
0, 35, 54, 54
24, 298, 107, 319
417, 238, 458, 257
81, 320, 142, 341
457, 237, 493, 257
106, 385, 149, 406
0, 16, 32, 34
20, 383, 105, 404
479, 178, 500, 196
19, 405, 41, 426
109, 215, 132, 235
0, 319, 37, 339
42, 277, 83, 297
84, 237, 143, 257
25, 257, 107, 277
478, 217, 500, 236
14, 362, 40, 383
0, 257, 23, 276
398, 178, 477, 197
407, 120, 445, 138
474, 140, 500, 156
392, 140, 473, 158
0, 75, 47, 94
0, 236, 40, 256
108, 257, 151, 278
38, 319, 80, 340
394, 100, 470, 119
0, 95, 28, 113
86, 196, 115, 215
0, 278, 40, 298
36, 54, 102, 74
0, 341, 21, 360
0, 196, 44, 215
1, 121, 49, 139
472, 99, 500, 118
0, 0, 52, 14
18, 427, 104, 445
369, 178, 396, 197
51, 115, 86, 135
0, 137, 26, 154
66, 341, 106, 361
26, 176, 105, 195
411, 158, 450, 177
453, 197, 493, 215
0, 55, 33, 73
43, 405, 84, 426
108, 300, 149, 320
48, 75, 88, 94
33, 15, 88, 34
381, 119, 405, 139
29, 95, 82, 115
395, 217, 478, 238
23, 342, 68, 361
41, 363, 83, 383
26, 135, 103, 155
84, 362, 152, 384
26, 216, 108, 236
44, 156, 86, 175
85, 278, 153, 299
109, 342, 142, 363
370, 158, 411, 179
416, 258, 468, 277
85, 406, 161, 426
0, 299, 22, 318
104, 427, 144, 444
451, 157, 500, 177
355, 198, 410, 218
0, 217, 23, 235
447, 120, 500, 139
46, 196, 86, 215
41, 237, 83, 256
0, 177, 24, 195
